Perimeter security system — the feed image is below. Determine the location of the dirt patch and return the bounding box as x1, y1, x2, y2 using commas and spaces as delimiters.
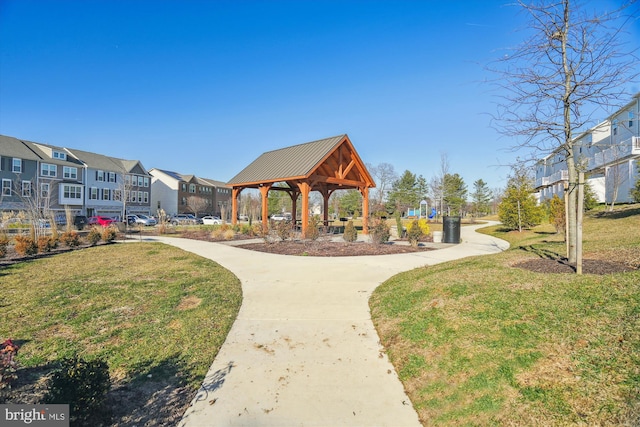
514, 258, 636, 275
176, 295, 202, 310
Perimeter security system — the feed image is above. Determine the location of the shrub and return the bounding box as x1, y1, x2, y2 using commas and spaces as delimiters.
306, 216, 321, 241
44, 356, 111, 425
274, 220, 292, 241
223, 229, 235, 240
101, 226, 117, 243
407, 220, 423, 247
417, 218, 430, 236
548, 194, 565, 235
37, 235, 57, 253
343, 220, 358, 242
0, 339, 20, 390
239, 223, 254, 236
0, 233, 9, 258
60, 231, 80, 248
369, 218, 391, 245
87, 227, 102, 246
13, 235, 37, 256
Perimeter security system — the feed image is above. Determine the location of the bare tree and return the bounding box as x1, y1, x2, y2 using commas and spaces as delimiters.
367, 162, 398, 211
186, 196, 209, 217
429, 153, 450, 221
491, 0, 639, 268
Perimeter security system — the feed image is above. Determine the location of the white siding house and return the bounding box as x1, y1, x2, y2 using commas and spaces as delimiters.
535, 93, 640, 204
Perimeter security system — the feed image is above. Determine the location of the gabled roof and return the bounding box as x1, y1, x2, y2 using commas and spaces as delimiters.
227, 134, 375, 188
149, 169, 229, 188
0, 135, 42, 161
65, 148, 127, 171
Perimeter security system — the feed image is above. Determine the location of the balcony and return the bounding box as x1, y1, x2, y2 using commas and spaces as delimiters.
535, 176, 550, 188
588, 136, 640, 170
549, 169, 568, 184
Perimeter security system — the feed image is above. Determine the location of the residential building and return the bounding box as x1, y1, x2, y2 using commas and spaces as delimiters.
0, 135, 152, 219
149, 169, 232, 219
535, 93, 640, 204
65, 148, 152, 218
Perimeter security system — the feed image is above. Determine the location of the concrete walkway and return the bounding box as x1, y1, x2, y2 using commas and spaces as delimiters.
149, 222, 508, 427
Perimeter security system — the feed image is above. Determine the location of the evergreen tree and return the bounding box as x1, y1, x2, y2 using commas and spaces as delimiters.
498, 165, 544, 231
387, 170, 427, 216
442, 173, 467, 216
470, 179, 492, 218
336, 190, 362, 217
583, 181, 599, 211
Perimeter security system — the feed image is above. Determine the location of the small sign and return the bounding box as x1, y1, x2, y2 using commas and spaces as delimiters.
1, 405, 69, 427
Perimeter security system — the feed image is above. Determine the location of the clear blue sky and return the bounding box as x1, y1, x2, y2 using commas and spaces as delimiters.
1, 1, 637, 192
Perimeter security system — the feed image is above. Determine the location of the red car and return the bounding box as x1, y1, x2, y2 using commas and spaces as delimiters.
88, 216, 116, 227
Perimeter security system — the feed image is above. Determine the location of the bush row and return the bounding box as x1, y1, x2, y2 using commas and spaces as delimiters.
0, 226, 119, 258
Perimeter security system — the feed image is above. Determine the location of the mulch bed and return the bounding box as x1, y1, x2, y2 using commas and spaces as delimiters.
237, 240, 435, 256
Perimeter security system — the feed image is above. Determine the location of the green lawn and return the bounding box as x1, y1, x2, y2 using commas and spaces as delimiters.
371, 205, 640, 426
0, 242, 242, 390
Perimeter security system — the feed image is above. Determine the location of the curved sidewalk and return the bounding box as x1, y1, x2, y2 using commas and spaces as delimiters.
151, 222, 508, 427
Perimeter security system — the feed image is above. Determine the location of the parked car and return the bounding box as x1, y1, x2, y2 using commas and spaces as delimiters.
237, 214, 249, 221
74, 215, 88, 229
55, 215, 88, 229
88, 216, 116, 227
201, 216, 222, 225
271, 213, 292, 221
127, 214, 157, 226
170, 214, 201, 225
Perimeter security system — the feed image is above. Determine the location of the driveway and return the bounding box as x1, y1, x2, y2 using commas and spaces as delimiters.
149, 222, 508, 426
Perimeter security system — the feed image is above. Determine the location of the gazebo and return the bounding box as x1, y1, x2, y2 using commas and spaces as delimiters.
227, 134, 376, 237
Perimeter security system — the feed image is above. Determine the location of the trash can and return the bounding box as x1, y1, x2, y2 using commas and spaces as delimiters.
442, 216, 461, 244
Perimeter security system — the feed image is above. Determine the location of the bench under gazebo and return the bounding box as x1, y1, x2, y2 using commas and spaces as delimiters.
227, 134, 376, 237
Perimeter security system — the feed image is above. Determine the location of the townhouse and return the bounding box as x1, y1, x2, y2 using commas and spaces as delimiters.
149, 168, 232, 219
0, 135, 152, 219
535, 93, 640, 204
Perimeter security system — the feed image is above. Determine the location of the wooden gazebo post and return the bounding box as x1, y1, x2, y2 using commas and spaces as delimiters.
259, 184, 271, 232
297, 182, 310, 238
361, 186, 370, 234
231, 188, 240, 226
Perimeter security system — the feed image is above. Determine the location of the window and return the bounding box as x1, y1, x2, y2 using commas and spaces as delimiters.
63, 166, 78, 179
630, 111, 635, 127
90, 187, 99, 200
143, 192, 149, 203
41, 183, 49, 198
96, 170, 104, 182
12, 158, 22, 173
103, 188, 111, 200
108, 172, 116, 183
63, 184, 82, 199
2, 179, 12, 196
113, 189, 122, 201
21, 181, 31, 197
189, 184, 196, 193
125, 175, 131, 185
613, 119, 618, 136
41, 163, 57, 177
138, 191, 143, 203
143, 177, 149, 187
137, 176, 144, 186
52, 150, 66, 160
181, 183, 187, 191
